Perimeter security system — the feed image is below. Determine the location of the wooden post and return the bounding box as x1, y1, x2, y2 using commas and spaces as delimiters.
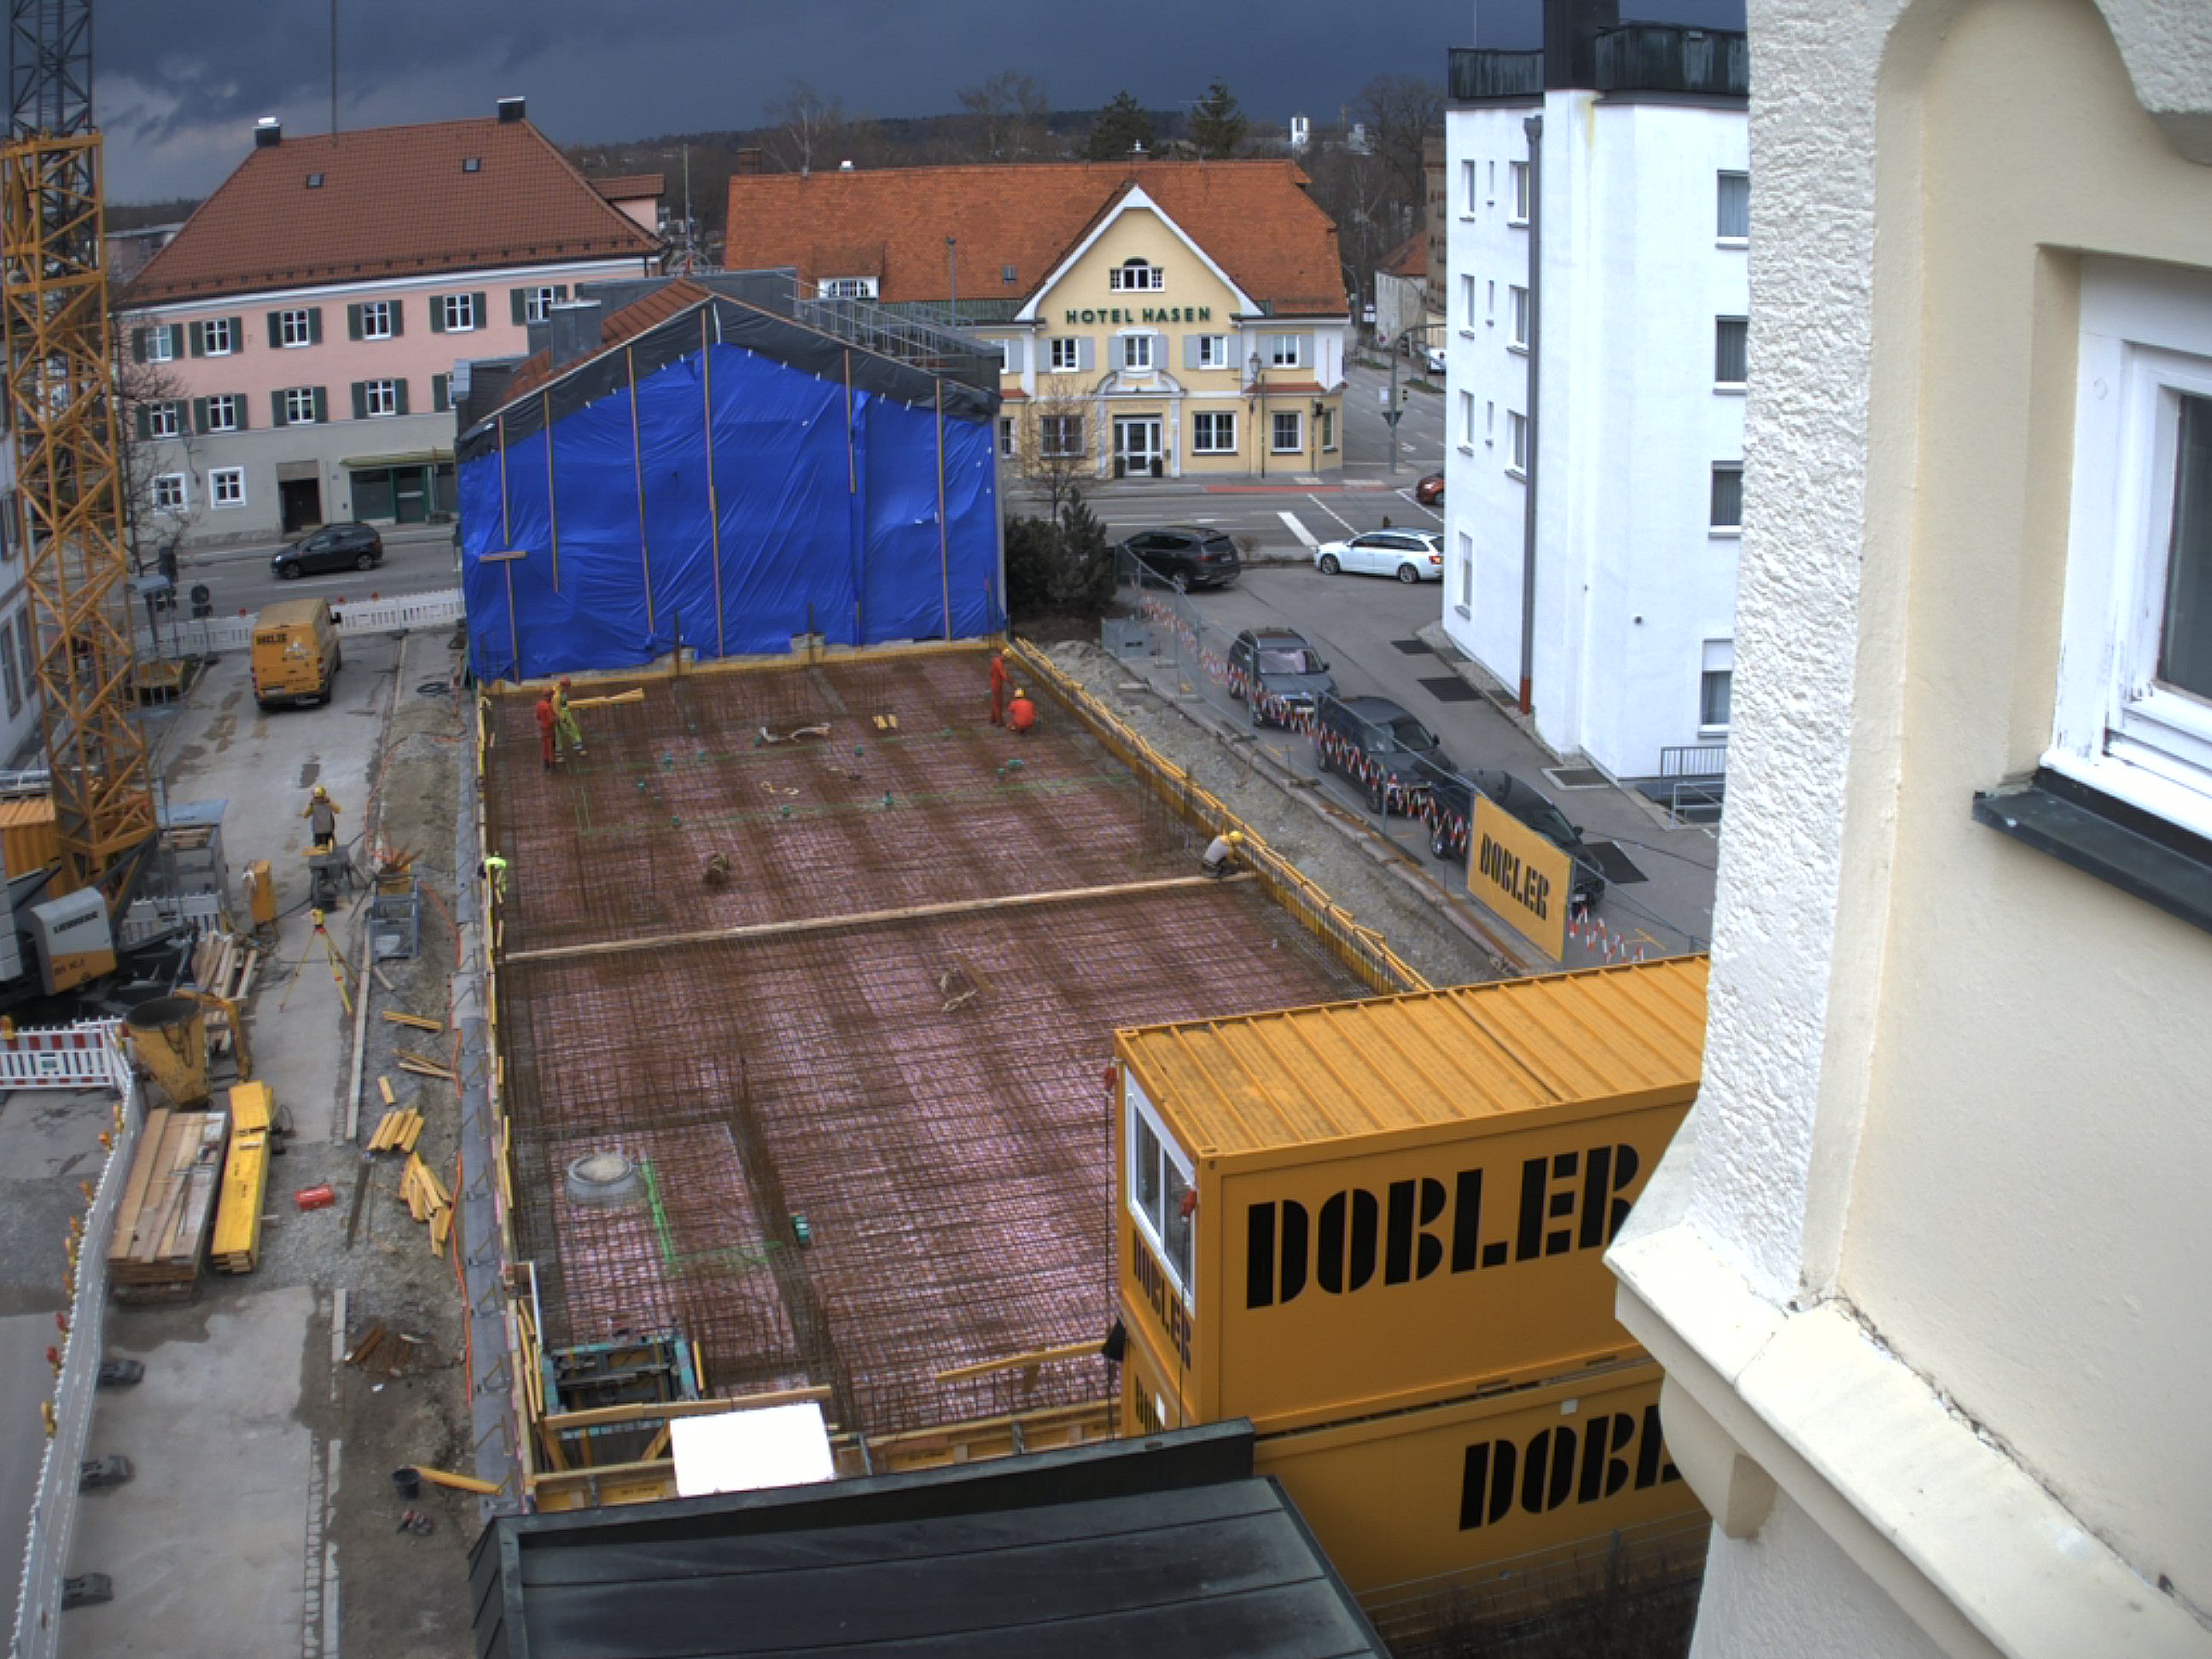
701, 309, 726, 659
934, 380, 952, 643
496, 413, 512, 549
843, 348, 857, 496
541, 389, 562, 592
481, 550, 528, 675
626, 345, 654, 633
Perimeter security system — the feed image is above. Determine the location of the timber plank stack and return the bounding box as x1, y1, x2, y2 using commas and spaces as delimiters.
189, 930, 264, 1057
211, 1082, 274, 1274
109, 1109, 230, 1301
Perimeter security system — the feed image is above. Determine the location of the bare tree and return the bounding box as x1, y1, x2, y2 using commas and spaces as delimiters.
763, 79, 849, 174
956, 71, 1051, 162
1301, 140, 1403, 303
1357, 74, 1443, 224
1016, 375, 1099, 526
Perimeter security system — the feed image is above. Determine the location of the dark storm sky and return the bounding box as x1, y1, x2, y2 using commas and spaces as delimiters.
89, 0, 1745, 201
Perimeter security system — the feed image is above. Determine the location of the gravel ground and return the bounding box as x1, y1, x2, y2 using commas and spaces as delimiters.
1040, 639, 1509, 990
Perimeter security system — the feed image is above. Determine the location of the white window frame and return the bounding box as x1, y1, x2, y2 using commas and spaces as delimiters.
1042, 414, 1085, 458
1510, 160, 1531, 225
1049, 336, 1081, 372
1191, 410, 1236, 455
1109, 259, 1164, 293
283, 387, 318, 425
1196, 335, 1228, 370
209, 467, 245, 509
1717, 170, 1750, 245
148, 400, 180, 439
998, 417, 1016, 459
202, 317, 234, 357
1460, 273, 1477, 334
1701, 640, 1735, 735
279, 307, 313, 347
364, 379, 398, 418
1458, 389, 1476, 451
1457, 530, 1474, 614
1318, 405, 1336, 453
1271, 409, 1303, 454
146, 323, 175, 364
439, 293, 477, 333
1268, 334, 1304, 370
1460, 159, 1477, 217
1507, 410, 1528, 477
1509, 285, 1530, 351
522, 285, 560, 324
359, 300, 393, 341
1121, 331, 1154, 372
821, 276, 876, 300
152, 472, 187, 510
1710, 462, 1743, 534
2050, 259, 2212, 835
1124, 1076, 1196, 1308
204, 393, 240, 434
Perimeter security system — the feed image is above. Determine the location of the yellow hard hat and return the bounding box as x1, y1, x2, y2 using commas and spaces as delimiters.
1226, 830, 1244, 845
312, 784, 328, 798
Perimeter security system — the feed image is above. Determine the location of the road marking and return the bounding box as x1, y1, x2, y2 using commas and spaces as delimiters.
1277, 510, 1318, 549
1396, 488, 1446, 524
1307, 493, 1359, 535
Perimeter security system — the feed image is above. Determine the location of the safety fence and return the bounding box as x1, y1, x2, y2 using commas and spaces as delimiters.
136, 586, 465, 660
0, 1018, 125, 1090
10, 1035, 137, 1659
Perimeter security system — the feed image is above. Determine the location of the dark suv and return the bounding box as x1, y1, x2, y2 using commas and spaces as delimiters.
1227, 627, 1336, 728
1115, 526, 1242, 591
1428, 769, 1606, 912
276, 521, 382, 579
1315, 696, 1455, 817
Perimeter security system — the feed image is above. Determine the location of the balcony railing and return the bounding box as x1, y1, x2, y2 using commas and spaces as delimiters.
1595, 26, 1749, 96
1449, 49, 1545, 102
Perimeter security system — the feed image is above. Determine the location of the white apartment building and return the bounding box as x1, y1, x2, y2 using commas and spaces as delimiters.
1443, 7, 1747, 786
1608, 0, 2212, 1656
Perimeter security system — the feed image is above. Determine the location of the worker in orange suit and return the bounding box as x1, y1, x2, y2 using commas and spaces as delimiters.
534, 690, 559, 770
1008, 687, 1037, 735
988, 649, 1010, 726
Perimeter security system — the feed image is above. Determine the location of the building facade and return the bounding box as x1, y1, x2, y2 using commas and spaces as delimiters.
725, 160, 1350, 483
1607, 2, 2212, 1656
1423, 130, 1448, 326
1442, 11, 1748, 783
1374, 233, 1428, 351
120, 100, 659, 550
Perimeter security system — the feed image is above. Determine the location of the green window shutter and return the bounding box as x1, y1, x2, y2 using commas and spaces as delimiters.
230, 317, 244, 351
312, 387, 328, 423
470, 292, 486, 329
135, 407, 149, 440
266, 311, 282, 349
394, 379, 411, 416
390, 300, 405, 337
429, 297, 445, 335
346, 304, 362, 341
131, 328, 147, 363
271, 390, 288, 428
350, 382, 367, 421
190, 397, 208, 434
432, 374, 450, 413
233, 393, 248, 431
187, 321, 205, 358
509, 288, 526, 325
308, 307, 323, 345
554, 284, 568, 301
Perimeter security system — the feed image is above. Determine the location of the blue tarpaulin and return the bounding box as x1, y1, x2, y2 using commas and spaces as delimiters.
459, 303, 1000, 683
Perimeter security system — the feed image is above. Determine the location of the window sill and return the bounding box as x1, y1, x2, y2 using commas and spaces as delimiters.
1713, 383, 1747, 397
1505, 465, 1527, 480
1507, 342, 1529, 356
1972, 766, 2212, 936
1715, 237, 1749, 249
1708, 527, 1741, 540
1508, 218, 1529, 230
1457, 444, 1475, 456
1452, 604, 1472, 620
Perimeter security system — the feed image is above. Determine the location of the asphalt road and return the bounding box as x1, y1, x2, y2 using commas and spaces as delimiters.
172, 525, 461, 619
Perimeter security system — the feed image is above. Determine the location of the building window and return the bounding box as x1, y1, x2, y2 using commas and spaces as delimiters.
439, 293, 478, 333
1109, 257, 1164, 292
522, 286, 561, 323
1192, 410, 1236, 454
1458, 531, 1474, 611
147, 401, 180, 439
364, 379, 398, 417
1509, 285, 1529, 350
1121, 333, 1154, 372
1715, 317, 1749, 387
1459, 390, 1476, 449
1196, 335, 1228, 370
1486, 400, 1496, 443
15, 611, 30, 700
998, 417, 1016, 458
1, 620, 17, 717
145, 324, 174, 363
1318, 407, 1336, 451
1042, 415, 1085, 458
1717, 171, 1750, 242
153, 474, 187, 510
209, 468, 245, 509
1268, 335, 1304, 370
1701, 641, 1734, 731
433, 373, 451, 413
358, 300, 394, 341
1507, 410, 1528, 476
282, 387, 321, 425
1711, 463, 1743, 533
278, 307, 315, 347
998, 340, 1018, 373
1271, 410, 1302, 454
1050, 336, 1081, 372
1510, 160, 1530, 224
202, 394, 241, 433
820, 276, 876, 299
1461, 159, 1477, 215
201, 317, 235, 356
1461, 274, 1476, 331
1126, 1095, 1195, 1304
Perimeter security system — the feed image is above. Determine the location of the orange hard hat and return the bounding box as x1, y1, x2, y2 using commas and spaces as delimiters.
559, 678, 572, 688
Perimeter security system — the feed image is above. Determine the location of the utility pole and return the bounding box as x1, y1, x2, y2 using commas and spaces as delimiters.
329, 0, 338, 136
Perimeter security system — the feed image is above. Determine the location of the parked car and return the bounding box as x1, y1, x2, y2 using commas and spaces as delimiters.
1315, 696, 1455, 817
1226, 627, 1336, 728
276, 521, 382, 579
1428, 768, 1607, 912
1313, 528, 1444, 584
1414, 473, 1445, 506
1422, 343, 1447, 376
1115, 526, 1243, 591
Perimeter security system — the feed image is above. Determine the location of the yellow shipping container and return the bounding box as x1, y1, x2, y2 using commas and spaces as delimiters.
0, 796, 66, 889
1114, 958, 1705, 1435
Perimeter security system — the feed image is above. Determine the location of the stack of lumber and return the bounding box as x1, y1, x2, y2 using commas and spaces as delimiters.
109, 1109, 229, 1301
367, 1106, 424, 1154
399, 1153, 455, 1258
189, 931, 264, 1057
211, 1082, 274, 1274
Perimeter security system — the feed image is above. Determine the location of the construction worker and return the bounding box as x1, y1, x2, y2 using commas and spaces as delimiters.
534, 690, 558, 770
301, 784, 341, 851
988, 649, 1010, 726
1007, 687, 1037, 735
1201, 830, 1244, 878
480, 854, 509, 904
554, 678, 586, 757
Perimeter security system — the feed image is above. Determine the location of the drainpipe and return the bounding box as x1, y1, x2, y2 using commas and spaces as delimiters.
1518, 113, 1543, 717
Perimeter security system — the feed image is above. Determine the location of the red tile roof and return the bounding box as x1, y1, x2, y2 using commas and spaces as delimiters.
725, 160, 1347, 318
126, 117, 661, 306
1382, 231, 1425, 280
591, 174, 667, 201
501, 278, 714, 401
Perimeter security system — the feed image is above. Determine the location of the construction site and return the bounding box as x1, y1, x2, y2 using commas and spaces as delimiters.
480, 643, 1424, 1493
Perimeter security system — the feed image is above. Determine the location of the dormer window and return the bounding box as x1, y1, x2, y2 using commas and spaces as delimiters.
1109, 257, 1164, 293
820, 276, 876, 300
463, 157, 481, 173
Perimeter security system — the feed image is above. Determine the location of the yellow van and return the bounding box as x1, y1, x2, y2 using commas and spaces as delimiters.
250, 597, 342, 708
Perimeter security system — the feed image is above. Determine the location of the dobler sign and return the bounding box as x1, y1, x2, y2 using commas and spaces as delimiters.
1469, 795, 1571, 960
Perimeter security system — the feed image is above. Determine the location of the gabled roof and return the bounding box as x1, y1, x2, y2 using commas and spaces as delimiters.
1381, 230, 1426, 280
726, 160, 1348, 318
591, 173, 667, 201
126, 117, 661, 306
501, 277, 713, 400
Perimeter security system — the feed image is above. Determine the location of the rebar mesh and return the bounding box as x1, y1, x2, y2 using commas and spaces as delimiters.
488, 649, 1367, 1445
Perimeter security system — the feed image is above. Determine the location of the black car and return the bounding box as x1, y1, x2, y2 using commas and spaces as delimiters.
1115, 526, 1242, 591
1314, 695, 1455, 817
1226, 627, 1336, 728
276, 521, 383, 579
1428, 769, 1607, 912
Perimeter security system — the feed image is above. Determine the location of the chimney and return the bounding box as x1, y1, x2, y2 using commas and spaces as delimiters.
735, 148, 764, 176
1543, 0, 1621, 90
496, 96, 526, 124
254, 117, 282, 148
548, 300, 602, 368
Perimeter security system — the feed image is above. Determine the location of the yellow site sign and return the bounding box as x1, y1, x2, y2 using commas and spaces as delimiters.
1469, 795, 1571, 959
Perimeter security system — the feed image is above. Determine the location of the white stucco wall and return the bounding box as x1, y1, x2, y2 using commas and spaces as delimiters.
1693, 1490, 1956, 1659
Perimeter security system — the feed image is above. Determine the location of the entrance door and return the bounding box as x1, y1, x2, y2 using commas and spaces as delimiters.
278, 477, 322, 533
1113, 416, 1162, 479
393, 466, 428, 523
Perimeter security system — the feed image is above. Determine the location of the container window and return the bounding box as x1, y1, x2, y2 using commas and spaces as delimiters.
1134, 1115, 1161, 1220
1125, 1078, 1196, 1310
1162, 1161, 1193, 1287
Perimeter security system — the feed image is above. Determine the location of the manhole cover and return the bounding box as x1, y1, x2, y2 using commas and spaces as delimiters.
1543, 766, 1610, 791
1419, 677, 1483, 703
566, 1152, 643, 1208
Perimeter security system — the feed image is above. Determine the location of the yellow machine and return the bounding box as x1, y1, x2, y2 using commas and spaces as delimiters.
250, 598, 342, 708
244, 859, 277, 931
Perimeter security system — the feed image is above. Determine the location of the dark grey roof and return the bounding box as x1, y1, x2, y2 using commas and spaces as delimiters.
471, 1423, 1385, 1659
